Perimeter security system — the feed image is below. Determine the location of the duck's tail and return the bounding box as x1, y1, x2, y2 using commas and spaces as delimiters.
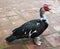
5, 35, 16, 42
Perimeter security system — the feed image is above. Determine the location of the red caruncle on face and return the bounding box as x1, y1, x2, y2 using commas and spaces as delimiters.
43, 5, 51, 11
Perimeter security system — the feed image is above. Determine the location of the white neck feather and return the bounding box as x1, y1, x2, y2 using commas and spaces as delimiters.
40, 14, 49, 23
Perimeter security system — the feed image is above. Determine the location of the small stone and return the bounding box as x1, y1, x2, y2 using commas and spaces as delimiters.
21, 10, 25, 12
13, 8, 16, 10
12, 22, 15, 25
54, 26, 60, 31
4, 30, 7, 32
2, 18, 7, 21
14, 16, 19, 19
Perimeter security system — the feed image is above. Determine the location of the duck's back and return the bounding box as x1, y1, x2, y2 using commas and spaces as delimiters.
22, 19, 41, 29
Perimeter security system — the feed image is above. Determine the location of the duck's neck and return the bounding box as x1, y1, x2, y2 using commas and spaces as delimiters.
40, 8, 49, 23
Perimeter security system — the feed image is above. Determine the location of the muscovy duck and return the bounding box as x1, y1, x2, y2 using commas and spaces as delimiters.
6, 4, 51, 45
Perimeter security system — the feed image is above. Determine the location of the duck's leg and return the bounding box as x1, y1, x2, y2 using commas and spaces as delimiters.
30, 30, 43, 45
33, 36, 42, 45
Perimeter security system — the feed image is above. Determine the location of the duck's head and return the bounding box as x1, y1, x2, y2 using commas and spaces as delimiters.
42, 4, 51, 12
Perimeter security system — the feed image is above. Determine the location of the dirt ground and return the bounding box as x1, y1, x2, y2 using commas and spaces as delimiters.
0, 0, 60, 49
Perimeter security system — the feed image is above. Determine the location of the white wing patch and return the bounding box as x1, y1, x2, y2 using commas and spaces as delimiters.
33, 30, 37, 33
29, 30, 32, 36
24, 32, 26, 34
37, 23, 40, 25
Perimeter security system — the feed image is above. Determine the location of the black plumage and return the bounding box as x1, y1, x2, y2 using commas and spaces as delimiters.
6, 5, 50, 42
